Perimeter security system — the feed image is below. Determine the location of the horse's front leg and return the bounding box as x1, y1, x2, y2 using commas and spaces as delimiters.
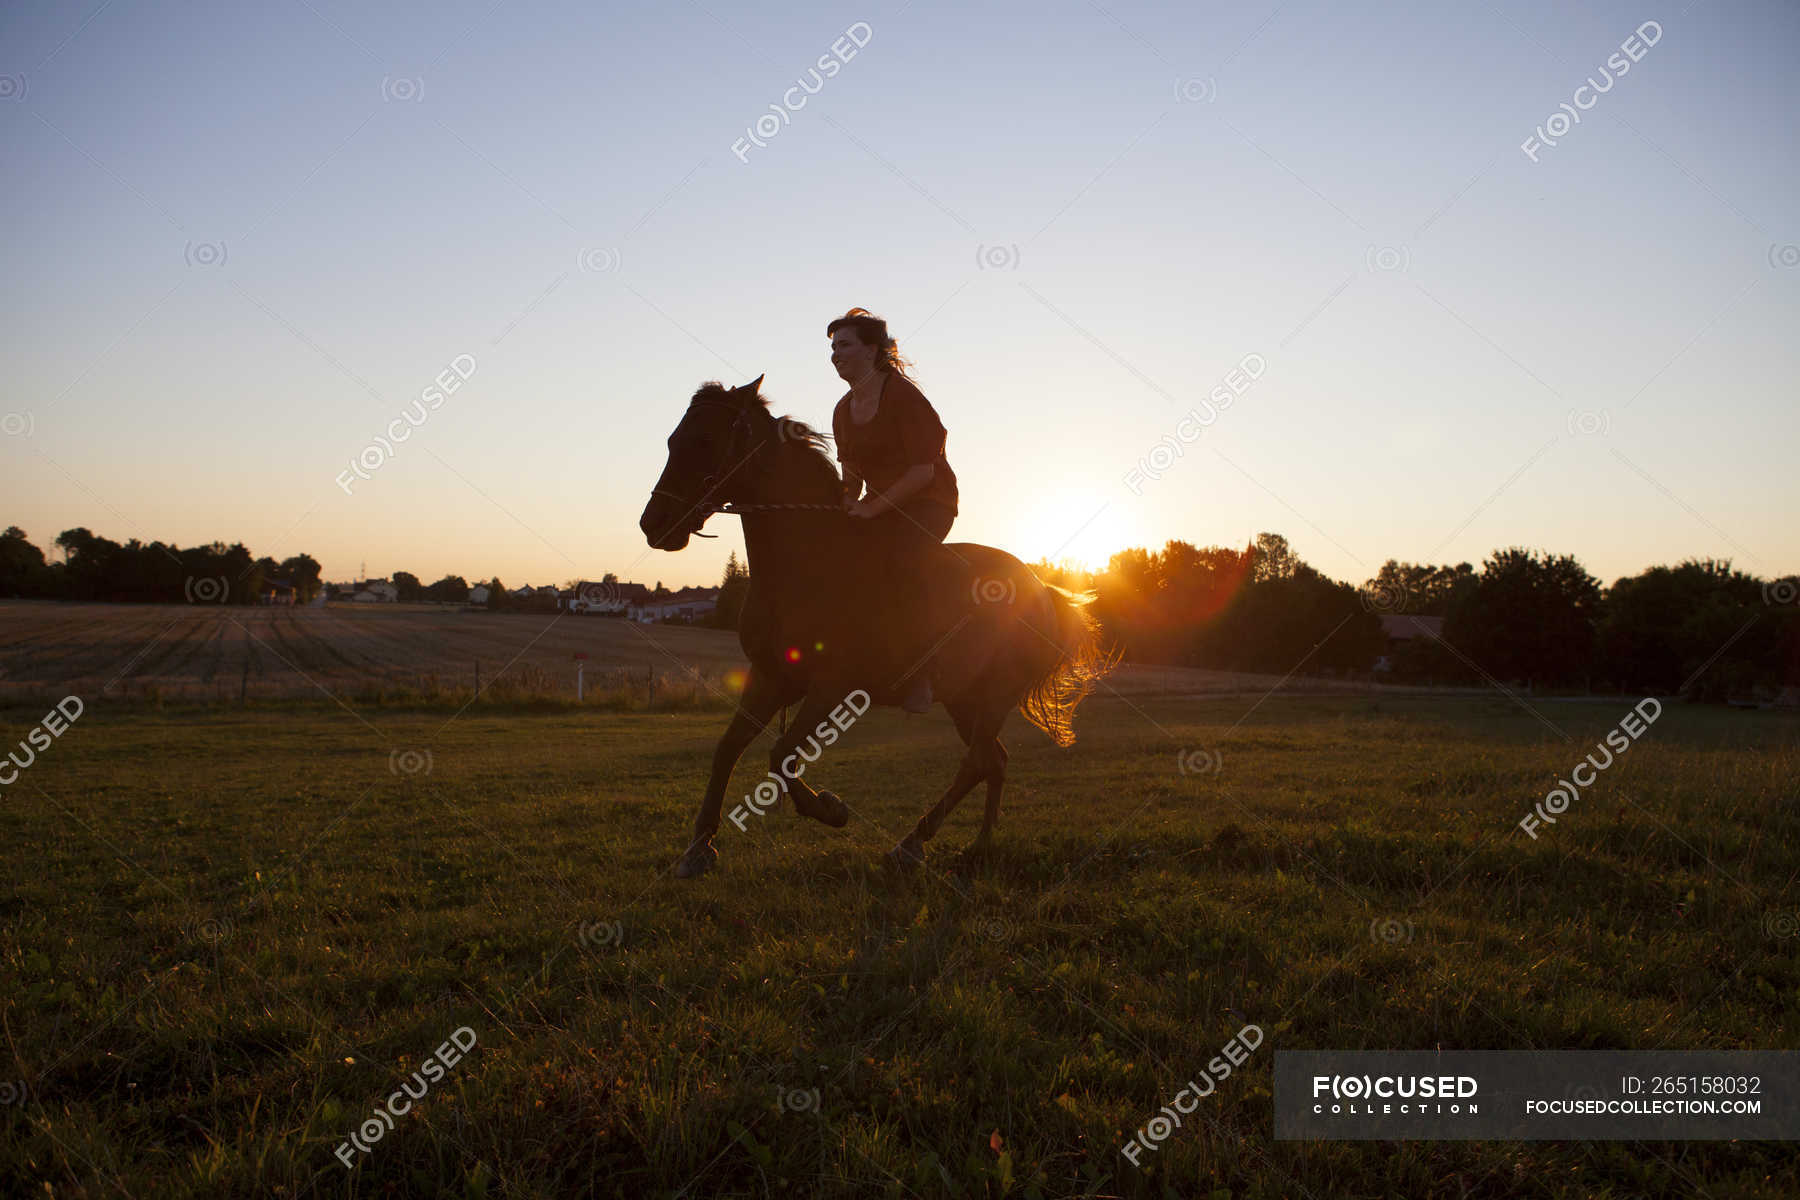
764, 681, 872, 829
674, 668, 789, 879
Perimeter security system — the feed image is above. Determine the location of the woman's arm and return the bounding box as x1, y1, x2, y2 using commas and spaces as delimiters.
856, 380, 944, 514
860, 462, 935, 515
833, 400, 865, 509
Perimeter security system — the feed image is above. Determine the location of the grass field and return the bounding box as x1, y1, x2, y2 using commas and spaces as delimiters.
3, 684, 1798, 1197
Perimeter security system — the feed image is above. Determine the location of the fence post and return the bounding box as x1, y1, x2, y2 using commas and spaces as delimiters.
475, 659, 482, 698
239, 660, 249, 706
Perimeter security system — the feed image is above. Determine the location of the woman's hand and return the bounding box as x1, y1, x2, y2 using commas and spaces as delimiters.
844, 498, 882, 519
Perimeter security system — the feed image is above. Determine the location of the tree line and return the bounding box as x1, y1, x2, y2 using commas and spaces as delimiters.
7, 524, 1796, 699
0, 527, 695, 617
1, 526, 324, 606
1022, 532, 1799, 701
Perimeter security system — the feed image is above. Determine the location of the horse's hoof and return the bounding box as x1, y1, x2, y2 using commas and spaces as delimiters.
673, 840, 717, 879
812, 789, 850, 828
887, 833, 925, 871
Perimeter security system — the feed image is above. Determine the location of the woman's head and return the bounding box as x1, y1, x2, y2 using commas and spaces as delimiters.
827, 307, 913, 383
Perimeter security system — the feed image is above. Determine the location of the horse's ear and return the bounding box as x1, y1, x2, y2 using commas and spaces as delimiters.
746, 373, 764, 395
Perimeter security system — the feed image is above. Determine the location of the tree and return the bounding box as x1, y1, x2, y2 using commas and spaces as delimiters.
426, 574, 469, 603
1086, 543, 1228, 665
1207, 561, 1384, 674
0, 527, 47, 596
1087, 546, 1161, 660
1444, 547, 1601, 688
54, 527, 98, 563
1088, 539, 1373, 670
56, 527, 119, 600
1596, 558, 1777, 699
1364, 559, 1477, 615
1251, 532, 1299, 583
215, 543, 256, 604
712, 551, 751, 629
393, 571, 423, 603
486, 577, 506, 611
1025, 557, 1096, 594
248, 556, 279, 600
280, 554, 322, 604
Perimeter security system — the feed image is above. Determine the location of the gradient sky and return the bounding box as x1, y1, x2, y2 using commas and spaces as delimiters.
4, 0, 1796, 593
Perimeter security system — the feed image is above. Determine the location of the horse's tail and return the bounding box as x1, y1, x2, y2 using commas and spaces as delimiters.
1018, 585, 1119, 748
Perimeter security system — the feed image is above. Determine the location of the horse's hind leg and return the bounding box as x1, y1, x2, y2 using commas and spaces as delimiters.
890, 698, 1002, 869
962, 653, 1050, 855
969, 735, 1009, 855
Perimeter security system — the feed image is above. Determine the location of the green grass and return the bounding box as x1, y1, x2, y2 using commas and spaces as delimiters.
2, 693, 1797, 1197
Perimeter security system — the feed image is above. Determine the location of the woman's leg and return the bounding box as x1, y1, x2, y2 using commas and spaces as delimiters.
877, 502, 954, 711
860, 508, 924, 703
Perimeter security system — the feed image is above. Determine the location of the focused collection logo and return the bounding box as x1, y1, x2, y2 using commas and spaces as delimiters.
1311, 1073, 1480, 1116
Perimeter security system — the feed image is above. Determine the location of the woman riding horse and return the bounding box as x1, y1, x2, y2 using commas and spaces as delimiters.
639, 368, 1112, 877
828, 307, 958, 713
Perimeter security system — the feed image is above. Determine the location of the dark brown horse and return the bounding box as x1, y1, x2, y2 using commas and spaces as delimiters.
640, 376, 1114, 878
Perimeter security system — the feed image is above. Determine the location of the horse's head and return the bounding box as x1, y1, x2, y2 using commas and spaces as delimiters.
640, 375, 770, 551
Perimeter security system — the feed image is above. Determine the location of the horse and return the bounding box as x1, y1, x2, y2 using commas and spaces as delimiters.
639, 375, 1115, 879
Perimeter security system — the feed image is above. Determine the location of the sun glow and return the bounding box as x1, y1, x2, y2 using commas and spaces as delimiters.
1006, 490, 1136, 574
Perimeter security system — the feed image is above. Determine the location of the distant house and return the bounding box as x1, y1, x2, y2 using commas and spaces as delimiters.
468, 584, 490, 605
630, 586, 720, 624
259, 579, 296, 606
565, 580, 651, 615
1373, 613, 1445, 673
352, 578, 398, 603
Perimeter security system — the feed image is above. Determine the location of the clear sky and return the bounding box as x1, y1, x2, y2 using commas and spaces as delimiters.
4, 0, 1796, 592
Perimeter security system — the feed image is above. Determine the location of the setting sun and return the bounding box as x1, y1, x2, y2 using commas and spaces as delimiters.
1003, 490, 1138, 573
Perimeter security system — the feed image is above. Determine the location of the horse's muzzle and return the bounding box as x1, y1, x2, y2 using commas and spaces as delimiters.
640, 496, 695, 551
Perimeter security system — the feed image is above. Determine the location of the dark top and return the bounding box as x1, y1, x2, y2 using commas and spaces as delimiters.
831, 372, 959, 515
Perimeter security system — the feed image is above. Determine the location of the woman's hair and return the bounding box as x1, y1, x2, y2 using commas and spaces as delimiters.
826, 307, 915, 378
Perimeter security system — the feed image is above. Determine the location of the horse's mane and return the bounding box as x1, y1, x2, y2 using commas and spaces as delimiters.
689, 381, 839, 484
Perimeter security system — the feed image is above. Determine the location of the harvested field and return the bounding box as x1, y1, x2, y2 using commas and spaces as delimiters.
0, 601, 1481, 709
0, 601, 744, 705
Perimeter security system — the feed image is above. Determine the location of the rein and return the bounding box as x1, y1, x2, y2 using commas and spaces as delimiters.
721, 500, 841, 514
646, 489, 838, 537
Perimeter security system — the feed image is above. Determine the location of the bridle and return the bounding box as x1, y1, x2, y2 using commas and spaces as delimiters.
650, 398, 839, 538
